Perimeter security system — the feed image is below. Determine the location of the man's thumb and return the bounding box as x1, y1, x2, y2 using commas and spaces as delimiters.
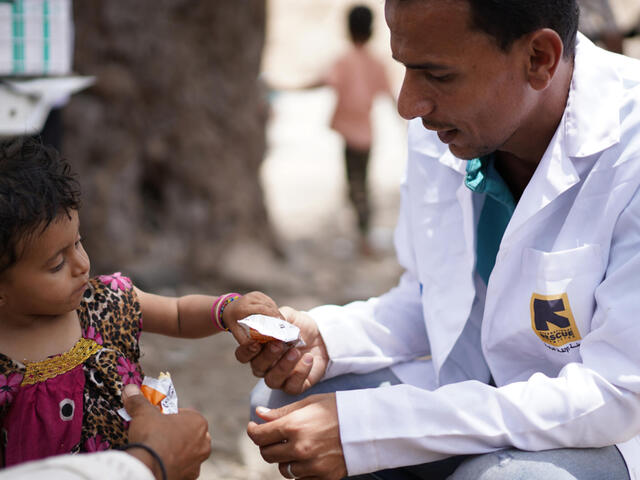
122, 384, 152, 417
254, 403, 296, 422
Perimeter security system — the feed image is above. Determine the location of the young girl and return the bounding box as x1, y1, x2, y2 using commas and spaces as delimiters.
0, 138, 282, 467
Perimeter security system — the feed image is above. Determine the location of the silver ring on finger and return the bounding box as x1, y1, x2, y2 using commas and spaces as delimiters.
286, 462, 297, 479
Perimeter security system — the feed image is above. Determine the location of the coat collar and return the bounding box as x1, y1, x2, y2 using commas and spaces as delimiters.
563, 33, 622, 158
502, 34, 623, 241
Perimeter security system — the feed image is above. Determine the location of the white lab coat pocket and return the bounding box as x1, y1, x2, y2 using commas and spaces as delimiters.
522, 244, 603, 284
484, 244, 605, 383
521, 244, 604, 360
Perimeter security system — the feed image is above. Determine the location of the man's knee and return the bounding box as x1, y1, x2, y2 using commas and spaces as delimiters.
449, 447, 629, 480
249, 369, 402, 422
249, 379, 305, 423
449, 450, 567, 480
249, 380, 269, 423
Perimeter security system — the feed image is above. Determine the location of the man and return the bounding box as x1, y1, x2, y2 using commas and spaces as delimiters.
241, 1, 640, 479
0, 384, 211, 480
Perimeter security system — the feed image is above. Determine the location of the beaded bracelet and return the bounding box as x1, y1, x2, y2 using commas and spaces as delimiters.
119, 442, 168, 480
211, 293, 241, 331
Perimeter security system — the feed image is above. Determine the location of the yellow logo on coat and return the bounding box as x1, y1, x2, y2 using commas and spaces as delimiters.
530, 293, 581, 351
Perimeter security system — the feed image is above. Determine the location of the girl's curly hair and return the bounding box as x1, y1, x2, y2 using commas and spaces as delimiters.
0, 137, 81, 273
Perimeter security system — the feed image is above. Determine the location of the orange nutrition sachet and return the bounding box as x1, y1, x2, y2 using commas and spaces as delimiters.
238, 314, 305, 347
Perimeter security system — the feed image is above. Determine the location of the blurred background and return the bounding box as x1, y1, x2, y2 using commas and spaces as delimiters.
2, 0, 640, 478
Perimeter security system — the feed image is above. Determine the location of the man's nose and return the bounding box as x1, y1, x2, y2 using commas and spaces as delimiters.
397, 70, 435, 120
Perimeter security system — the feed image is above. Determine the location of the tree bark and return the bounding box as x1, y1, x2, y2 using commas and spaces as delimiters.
64, 1, 273, 287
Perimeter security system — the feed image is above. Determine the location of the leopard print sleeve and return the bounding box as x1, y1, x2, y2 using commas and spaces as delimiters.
84, 273, 142, 364
0, 357, 24, 463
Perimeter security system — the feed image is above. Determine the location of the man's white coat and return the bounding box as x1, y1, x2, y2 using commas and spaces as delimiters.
311, 35, 640, 477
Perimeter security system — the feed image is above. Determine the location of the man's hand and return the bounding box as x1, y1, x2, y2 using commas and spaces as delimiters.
235, 307, 330, 395
247, 393, 347, 480
123, 384, 211, 480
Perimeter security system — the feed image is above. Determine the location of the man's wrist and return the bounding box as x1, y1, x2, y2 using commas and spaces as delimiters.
120, 443, 167, 480
125, 448, 157, 478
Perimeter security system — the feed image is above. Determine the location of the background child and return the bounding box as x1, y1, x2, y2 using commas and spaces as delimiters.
0, 138, 282, 467
270, 5, 394, 255
324, 5, 393, 254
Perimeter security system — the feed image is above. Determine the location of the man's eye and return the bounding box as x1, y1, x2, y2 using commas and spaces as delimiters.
427, 72, 454, 82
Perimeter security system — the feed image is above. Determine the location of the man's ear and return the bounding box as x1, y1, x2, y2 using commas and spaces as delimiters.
525, 28, 564, 91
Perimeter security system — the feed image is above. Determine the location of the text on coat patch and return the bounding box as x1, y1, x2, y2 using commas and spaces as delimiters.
530, 293, 582, 353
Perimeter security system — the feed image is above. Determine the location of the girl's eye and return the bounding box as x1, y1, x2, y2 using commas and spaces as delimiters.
51, 259, 65, 273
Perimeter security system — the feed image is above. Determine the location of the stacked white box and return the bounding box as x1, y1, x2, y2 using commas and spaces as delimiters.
0, 0, 72, 76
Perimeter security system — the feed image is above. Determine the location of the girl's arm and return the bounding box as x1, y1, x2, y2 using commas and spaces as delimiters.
135, 288, 282, 339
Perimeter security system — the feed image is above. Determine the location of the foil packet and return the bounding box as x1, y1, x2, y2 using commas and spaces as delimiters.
118, 372, 178, 421
238, 314, 305, 347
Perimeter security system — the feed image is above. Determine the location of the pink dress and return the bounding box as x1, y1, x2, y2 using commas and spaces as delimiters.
0, 273, 143, 467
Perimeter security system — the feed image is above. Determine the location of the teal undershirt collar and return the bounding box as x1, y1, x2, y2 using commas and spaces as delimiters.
464, 154, 516, 285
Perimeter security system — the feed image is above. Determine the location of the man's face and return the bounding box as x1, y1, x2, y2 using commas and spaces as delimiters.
386, 0, 533, 160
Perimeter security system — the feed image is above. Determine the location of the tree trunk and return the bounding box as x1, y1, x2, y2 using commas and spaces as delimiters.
63, 1, 273, 287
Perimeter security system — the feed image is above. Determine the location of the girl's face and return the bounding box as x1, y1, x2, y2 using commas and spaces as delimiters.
0, 210, 90, 325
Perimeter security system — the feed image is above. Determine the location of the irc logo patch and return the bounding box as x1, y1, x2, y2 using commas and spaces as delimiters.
530, 293, 581, 352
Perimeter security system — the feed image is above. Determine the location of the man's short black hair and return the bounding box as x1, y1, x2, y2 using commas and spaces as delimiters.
0, 137, 81, 273
349, 5, 373, 44
467, 0, 579, 59
396, 0, 580, 59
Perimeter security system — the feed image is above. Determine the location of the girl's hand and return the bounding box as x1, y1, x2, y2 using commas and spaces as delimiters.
222, 291, 284, 345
